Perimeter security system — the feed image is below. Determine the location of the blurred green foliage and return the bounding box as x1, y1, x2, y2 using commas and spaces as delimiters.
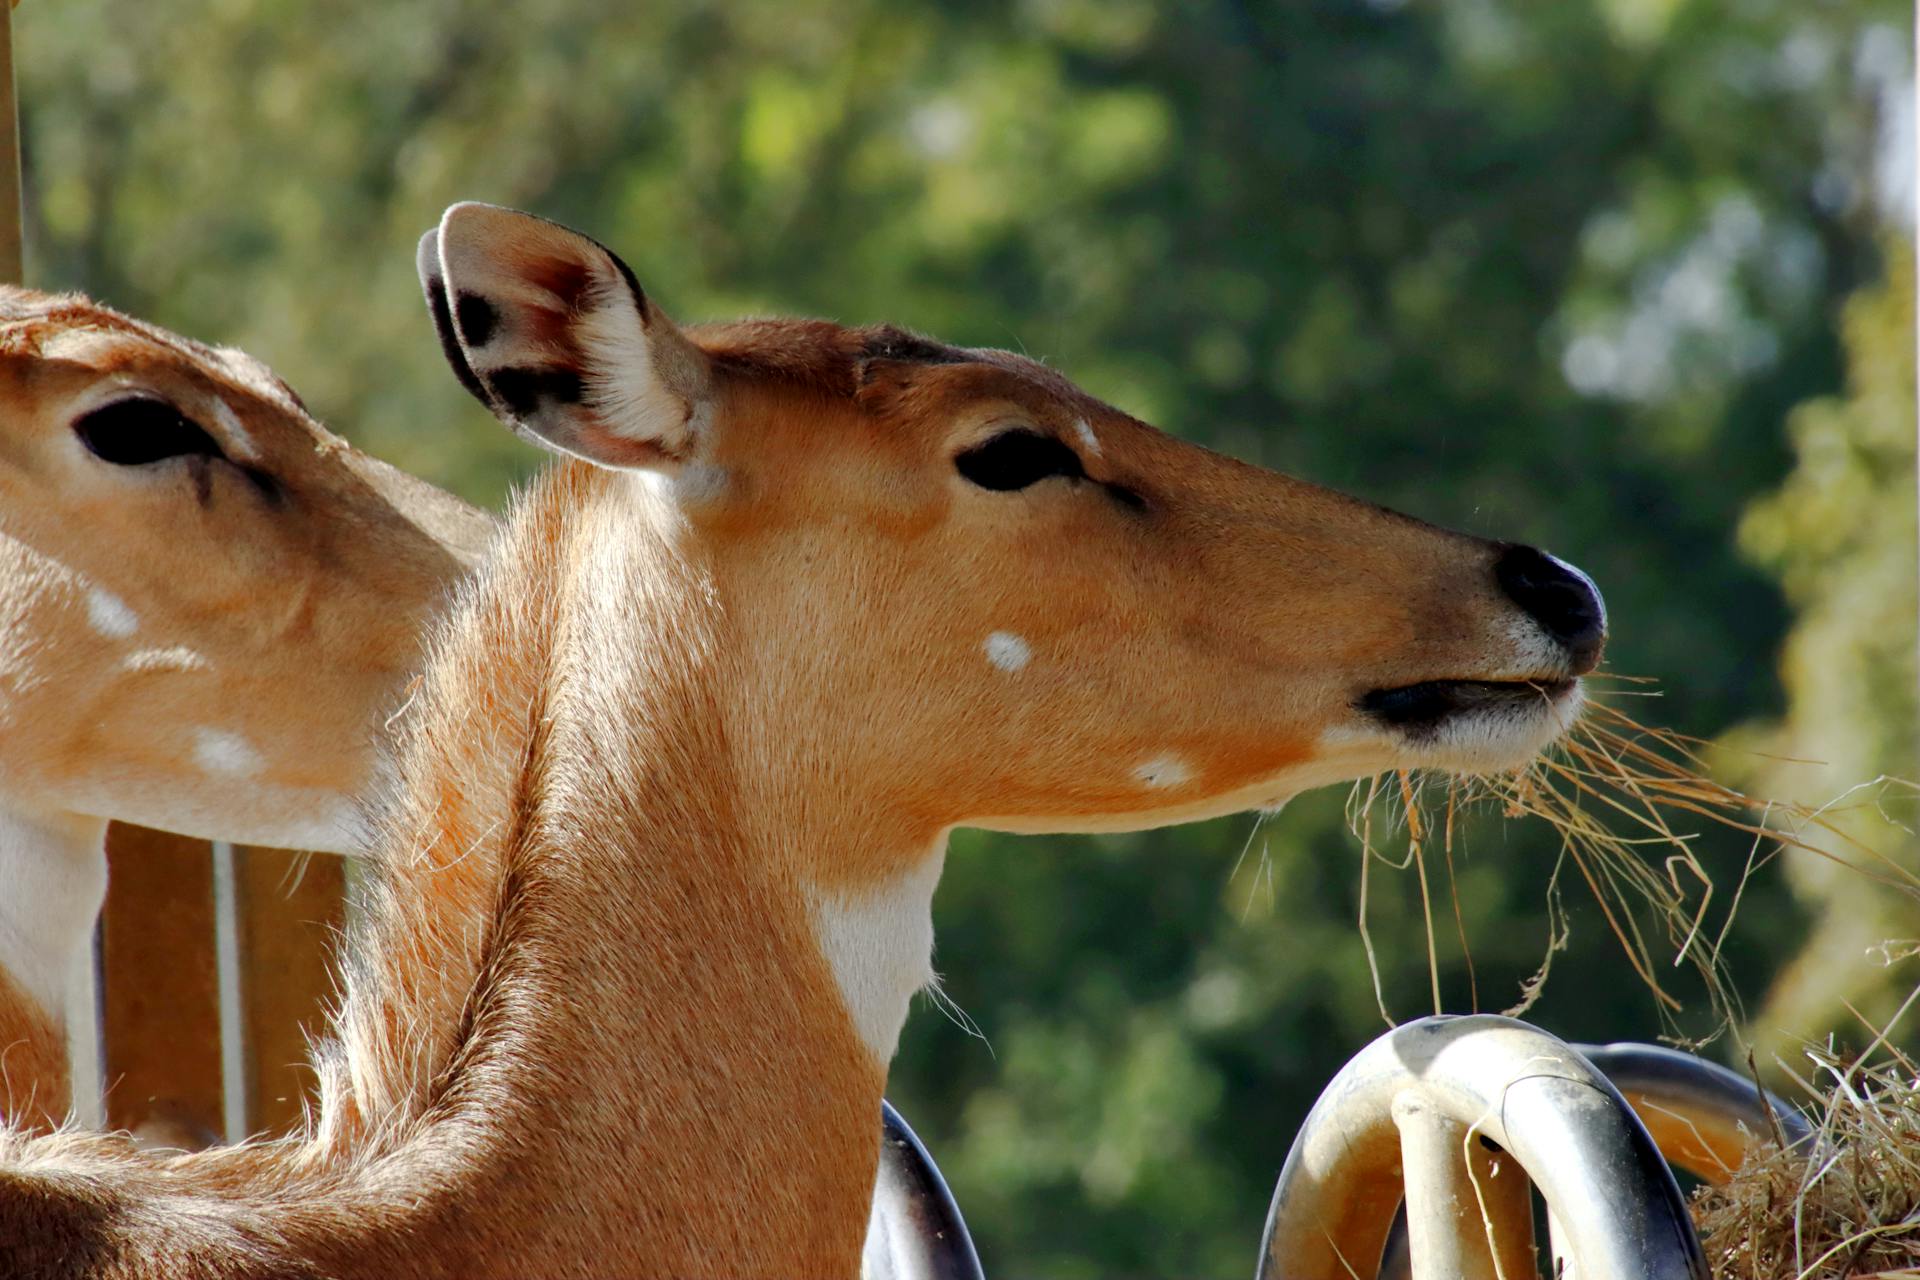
16, 0, 1912, 1273
1730, 246, 1918, 1061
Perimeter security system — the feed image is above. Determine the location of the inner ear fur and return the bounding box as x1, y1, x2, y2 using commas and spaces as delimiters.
423, 202, 712, 471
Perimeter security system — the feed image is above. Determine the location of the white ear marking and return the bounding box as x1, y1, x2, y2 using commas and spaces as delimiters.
666, 460, 729, 504
1135, 754, 1192, 788
85, 589, 139, 639
574, 295, 703, 457
429, 203, 713, 474
984, 631, 1031, 672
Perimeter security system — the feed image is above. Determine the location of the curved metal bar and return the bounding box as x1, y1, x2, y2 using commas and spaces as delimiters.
863, 1100, 986, 1280
1256, 1015, 1707, 1280
1573, 1041, 1813, 1184
1377, 1038, 1814, 1280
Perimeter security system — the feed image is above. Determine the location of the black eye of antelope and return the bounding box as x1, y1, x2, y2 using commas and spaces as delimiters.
74, 397, 226, 466
955, 429, 1085, 491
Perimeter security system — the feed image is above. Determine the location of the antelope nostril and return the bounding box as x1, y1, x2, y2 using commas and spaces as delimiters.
1494, 544, 1606, 670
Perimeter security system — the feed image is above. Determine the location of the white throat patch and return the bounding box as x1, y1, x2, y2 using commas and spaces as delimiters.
0, 808, 107, 1028
807, 842, 947, 1064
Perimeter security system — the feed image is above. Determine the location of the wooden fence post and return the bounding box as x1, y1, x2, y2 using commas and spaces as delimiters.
0, 0, 23, 285
102, 836, 347, 1143
235, 847, 347, 1136
101, 826, 224, 1146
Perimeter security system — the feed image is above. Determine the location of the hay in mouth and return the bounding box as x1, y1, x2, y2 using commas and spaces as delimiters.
1359, 677, 1578, 733
1347, 678, 1919, 1042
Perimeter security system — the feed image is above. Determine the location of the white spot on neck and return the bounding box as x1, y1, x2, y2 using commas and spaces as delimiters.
984, 631, 1031, 673
809, 842, 947, 1063
85, 588, 139, 639
1073, 418, 1102, 458
1135, 754, 1192, 788
192, 728, 266, 778
210, 397, 262, 462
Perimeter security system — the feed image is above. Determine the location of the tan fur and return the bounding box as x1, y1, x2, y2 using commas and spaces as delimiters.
0, 287, 496, 1127
0, 209, 1599, 1276
0, 968, 66, 1132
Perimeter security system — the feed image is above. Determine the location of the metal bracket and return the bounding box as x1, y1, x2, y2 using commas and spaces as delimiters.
865, 1021, 1807, 1279
1256, 1015, 1710, 1280
864, 1100, 986, 1280
1572, 1040, 1813, 1183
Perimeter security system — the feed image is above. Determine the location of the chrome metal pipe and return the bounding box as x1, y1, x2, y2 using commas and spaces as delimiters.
1573, 1040, 1813, 1184
863, 1100, 986, 1280
1255, 1015, 1707, 1280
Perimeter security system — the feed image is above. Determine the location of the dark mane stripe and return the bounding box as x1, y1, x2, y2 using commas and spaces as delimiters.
856, 326, 968, 367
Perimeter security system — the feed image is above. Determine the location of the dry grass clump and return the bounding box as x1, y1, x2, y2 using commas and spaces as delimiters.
1339, 681, 1920, 1275
1694, 1039, 1920, 1280
1350, 682, 1920, 1044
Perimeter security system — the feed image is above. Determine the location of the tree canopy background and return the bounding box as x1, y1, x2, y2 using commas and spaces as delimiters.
16, 1, 1914, 1273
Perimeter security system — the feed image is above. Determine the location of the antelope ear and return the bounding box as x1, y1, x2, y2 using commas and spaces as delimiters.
420, 202, 713, 470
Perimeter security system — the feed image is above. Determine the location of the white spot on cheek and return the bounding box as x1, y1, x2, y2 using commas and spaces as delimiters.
192, 728, 265, 778
85, 588, 139, 639
210, 398, 261, 462
1135, 754, 1192, 788
984, 631, 1031, 672
124, 647, 211, 673
1073, 418, 1102, 458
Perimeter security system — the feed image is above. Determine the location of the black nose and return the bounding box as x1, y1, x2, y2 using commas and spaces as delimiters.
1494, 544, 1606, 672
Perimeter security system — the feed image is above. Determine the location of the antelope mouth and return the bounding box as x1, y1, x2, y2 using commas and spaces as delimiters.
1358, 677, 1578, 737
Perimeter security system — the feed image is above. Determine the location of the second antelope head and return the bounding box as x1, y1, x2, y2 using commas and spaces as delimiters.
0, 289, 496, 850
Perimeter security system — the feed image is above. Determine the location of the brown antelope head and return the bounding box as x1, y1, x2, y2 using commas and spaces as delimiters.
417, 202, 1604, 1069
0, 287, 495, 1127
429, 204, 1601, 839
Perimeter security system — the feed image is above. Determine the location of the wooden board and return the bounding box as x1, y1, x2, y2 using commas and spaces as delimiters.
101, 823, 222, 1147
236, 846, 346, 1136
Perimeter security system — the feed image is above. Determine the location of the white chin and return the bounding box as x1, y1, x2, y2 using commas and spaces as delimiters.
1401, 681, 1585, 775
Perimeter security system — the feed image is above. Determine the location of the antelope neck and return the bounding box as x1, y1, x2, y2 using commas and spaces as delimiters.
315, 466, 923, 1272
388, 739, 903, 1273
0, 806, 106, 1121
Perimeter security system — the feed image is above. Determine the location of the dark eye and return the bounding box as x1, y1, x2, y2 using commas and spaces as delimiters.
74, 398, 225, 466
955, 429, 1085, 491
